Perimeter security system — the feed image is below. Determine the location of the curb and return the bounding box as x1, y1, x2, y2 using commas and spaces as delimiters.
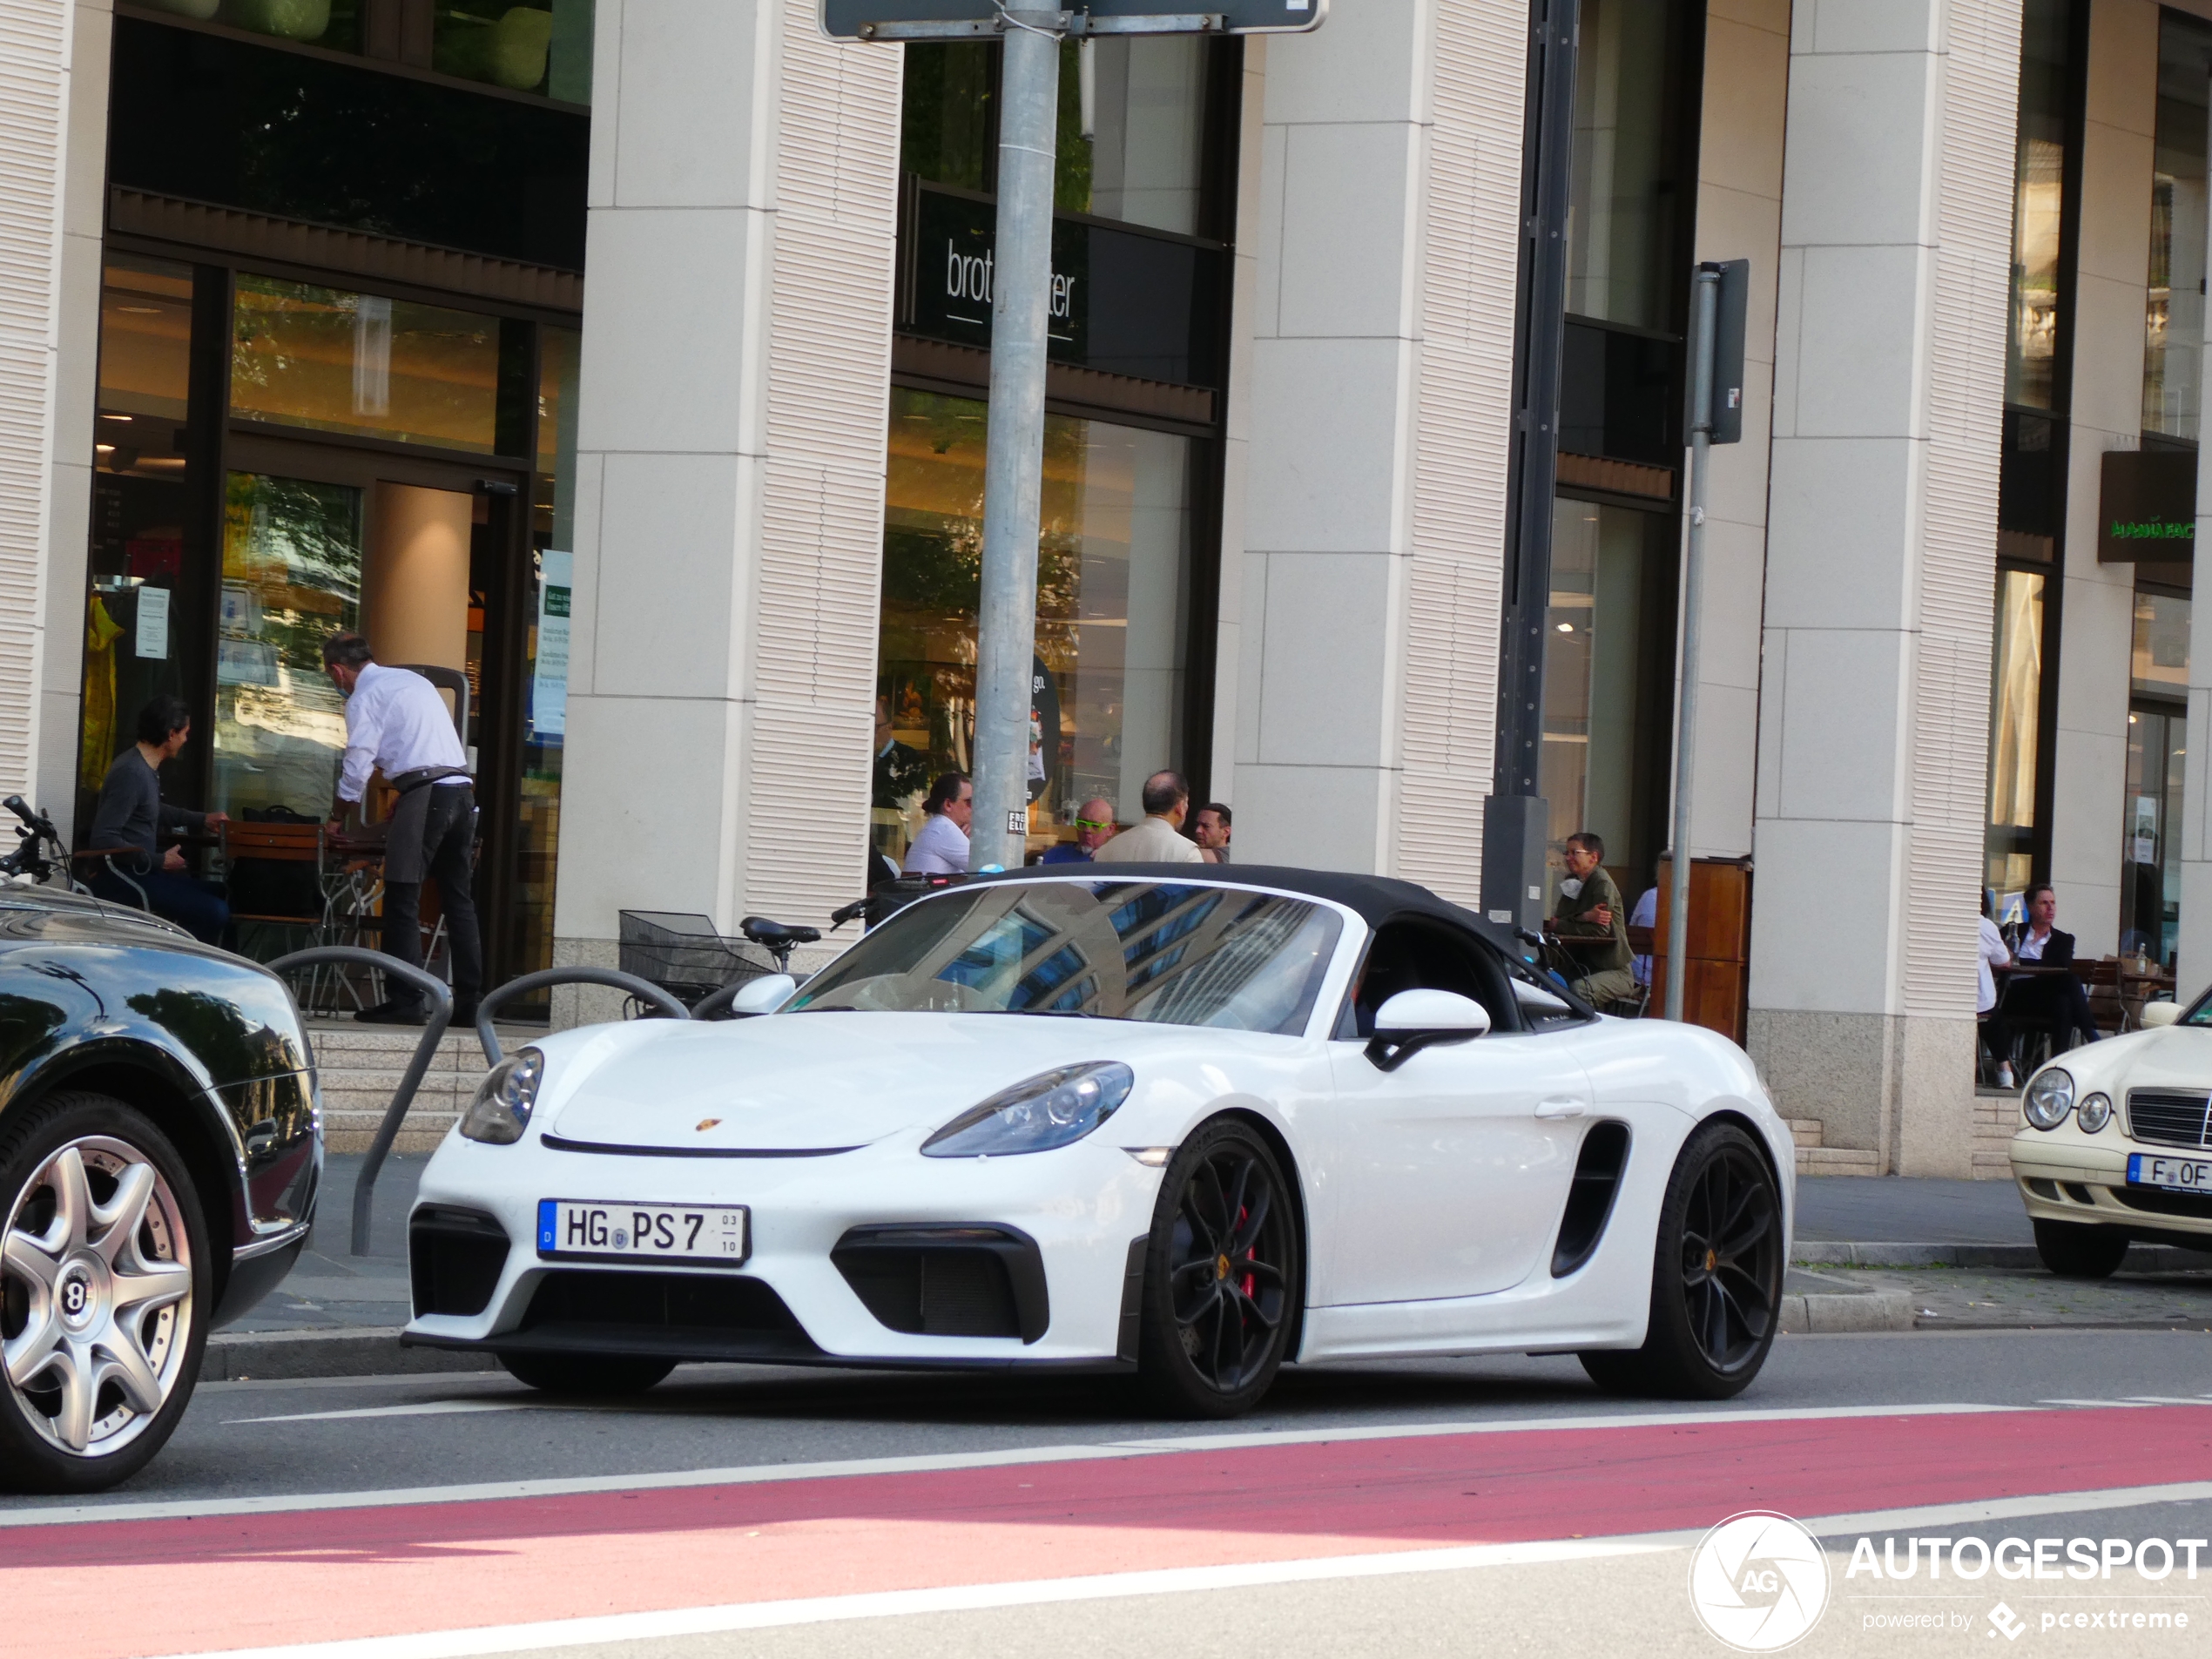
1793, 1242, 2211, 1271
1777, 1269, 1914, 1335
206, 1327, 500, 1382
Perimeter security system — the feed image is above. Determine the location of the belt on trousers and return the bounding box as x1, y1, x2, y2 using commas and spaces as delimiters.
388, 765, 471, 795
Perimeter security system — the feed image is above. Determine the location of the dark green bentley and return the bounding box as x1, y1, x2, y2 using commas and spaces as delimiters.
0, 885, 318, 1491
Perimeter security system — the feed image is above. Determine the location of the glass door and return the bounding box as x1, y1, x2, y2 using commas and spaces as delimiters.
212, 471, 364, 819
2120, 703, 2185, 969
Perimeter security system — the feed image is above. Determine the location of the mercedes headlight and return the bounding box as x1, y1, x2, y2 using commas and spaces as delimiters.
460, 1049, 544, 1144
2023, 1067, 2074, 1131
921, 1062, 1134, 1158
2075, 1091, 2114, 1134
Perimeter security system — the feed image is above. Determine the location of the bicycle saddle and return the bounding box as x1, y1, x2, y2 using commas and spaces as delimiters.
740, 915, 821, 949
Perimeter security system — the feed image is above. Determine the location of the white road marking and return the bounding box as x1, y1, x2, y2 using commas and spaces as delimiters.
0, 1401, 2027, 1529
2037, 1398, 2162, 1407
226, 1400, 543, 1426
2121, 1396, 2212, 1405
138, 1539, 1683, 1659
138, 1480, 2212, 1659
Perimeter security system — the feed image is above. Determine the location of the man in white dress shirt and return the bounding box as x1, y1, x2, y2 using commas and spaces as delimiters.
322, 632, 482, 1026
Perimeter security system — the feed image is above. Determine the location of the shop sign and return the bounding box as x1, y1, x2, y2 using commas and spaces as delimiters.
900, 184, 1224, 391
2099, 448, 2196, 563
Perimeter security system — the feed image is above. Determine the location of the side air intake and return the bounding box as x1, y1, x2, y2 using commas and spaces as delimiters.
1551, 1122, 1631, 1278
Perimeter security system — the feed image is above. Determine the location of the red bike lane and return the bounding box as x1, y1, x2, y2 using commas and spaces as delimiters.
6, 1405, 2209, 1659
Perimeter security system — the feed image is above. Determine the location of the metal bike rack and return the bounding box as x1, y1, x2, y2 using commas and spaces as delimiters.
266, 946, 453, 1257
472, 967, 690, 1065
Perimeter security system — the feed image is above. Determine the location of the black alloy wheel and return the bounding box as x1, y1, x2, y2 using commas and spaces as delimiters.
1138, 1118, 1302, 1418
498, 1352, 676, 1396
1581, 1120, 1782, 1400
2033, 1218, 2129, 1279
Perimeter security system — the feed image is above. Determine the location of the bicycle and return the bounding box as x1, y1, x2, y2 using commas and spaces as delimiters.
1, 797, 82, 891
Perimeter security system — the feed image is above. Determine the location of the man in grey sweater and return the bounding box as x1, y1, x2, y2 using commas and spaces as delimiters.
85, 695, 231, 943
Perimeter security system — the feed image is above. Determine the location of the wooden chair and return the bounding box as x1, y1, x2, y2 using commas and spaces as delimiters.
222, 822, 334, 979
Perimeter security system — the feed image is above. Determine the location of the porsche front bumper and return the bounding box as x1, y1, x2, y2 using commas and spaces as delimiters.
400, 1130, 1164, 1369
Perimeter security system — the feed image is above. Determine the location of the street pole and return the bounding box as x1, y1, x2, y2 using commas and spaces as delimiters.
968, 12, 1061, 873
1666, 266, 1718, 1022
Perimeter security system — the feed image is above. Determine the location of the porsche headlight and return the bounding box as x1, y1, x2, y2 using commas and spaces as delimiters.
921, 1062, 1135, 1158
2023, 1067, 2074, 1131
460, 1049, 544, 1144
2075, 1091, 2114, 1134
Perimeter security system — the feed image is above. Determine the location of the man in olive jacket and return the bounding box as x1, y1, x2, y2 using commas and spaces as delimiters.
1551, 830, 1636, 1008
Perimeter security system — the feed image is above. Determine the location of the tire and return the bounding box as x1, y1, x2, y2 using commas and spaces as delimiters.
1580, 1120, 1783, 1401
1137, 1118, 1303, 1419
2033, 1218, 2129, 1279
497, 1352, 675, 1396
0, 1092, 211, 1494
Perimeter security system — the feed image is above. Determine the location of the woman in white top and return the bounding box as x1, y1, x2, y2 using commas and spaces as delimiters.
902, 772, 974, 875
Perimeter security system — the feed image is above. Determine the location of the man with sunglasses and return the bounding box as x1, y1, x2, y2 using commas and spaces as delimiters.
1041, 798, 1118, 864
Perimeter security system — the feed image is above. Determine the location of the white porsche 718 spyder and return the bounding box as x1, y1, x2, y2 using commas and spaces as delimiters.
402, 867, 1796, 1414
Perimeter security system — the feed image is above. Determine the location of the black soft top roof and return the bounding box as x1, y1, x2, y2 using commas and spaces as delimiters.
968, 863, 1518, 954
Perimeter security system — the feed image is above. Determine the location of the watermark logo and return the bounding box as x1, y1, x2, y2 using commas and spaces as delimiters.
1988, 1602, 2027, 1641
1689, 1510, 1832, 1652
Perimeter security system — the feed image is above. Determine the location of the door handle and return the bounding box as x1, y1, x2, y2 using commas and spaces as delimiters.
1535, 1097, 1588, 1120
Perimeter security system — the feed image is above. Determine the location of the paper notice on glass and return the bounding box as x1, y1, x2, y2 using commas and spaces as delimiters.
532, 550, 571, 740
135, 587, 171, 659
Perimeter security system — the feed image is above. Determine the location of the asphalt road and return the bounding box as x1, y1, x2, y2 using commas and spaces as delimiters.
6, 1331, 2210, 1659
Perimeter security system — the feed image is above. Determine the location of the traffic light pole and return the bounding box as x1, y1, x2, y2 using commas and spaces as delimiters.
968, 11, 1062, 872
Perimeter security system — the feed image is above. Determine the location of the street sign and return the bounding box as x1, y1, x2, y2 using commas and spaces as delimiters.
823, 0, 1325, 40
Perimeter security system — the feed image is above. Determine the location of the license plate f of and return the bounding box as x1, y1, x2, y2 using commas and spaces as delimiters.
538, 1200, 749, 1263
2128, 1154, 2212, 1192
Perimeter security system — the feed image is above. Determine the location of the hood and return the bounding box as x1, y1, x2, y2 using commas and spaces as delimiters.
2050, 1024, 2212, 1096
542, 1011, 1248, 1153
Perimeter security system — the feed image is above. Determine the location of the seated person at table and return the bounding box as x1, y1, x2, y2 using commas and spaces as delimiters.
85, 695, 231, 944
1995, 883, 2099, 1055
1552, 831, 1635, 1008
1977, 889, 2016, 1086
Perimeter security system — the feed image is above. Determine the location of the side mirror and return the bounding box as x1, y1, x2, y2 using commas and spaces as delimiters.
2142, 999, 2182, 1028
1366, 988, 1490, 1071
728, 974, 797, 1016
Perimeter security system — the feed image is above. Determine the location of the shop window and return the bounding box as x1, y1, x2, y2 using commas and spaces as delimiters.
137, 0, 367, 53
435, 0, 593, 100
80, 256, 200, 805
2006, 0, 2077, 411
1565, 0, 1689, 333
1540, 498, 1673, 901
902, 38, 1217, 237
903, 42, 995, 192
876, 386, 1192, 866
2143, 10, 2212, 442
230, 274, 523, 454
1984, 569, 2046, 916
1060, 37, 1210, 235
212, 472, 363, 818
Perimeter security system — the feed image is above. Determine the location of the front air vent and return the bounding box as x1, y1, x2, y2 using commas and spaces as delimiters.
515, 1270, 820, 1361
832, 1224, 1049, 1342
409, 1205, 510, 1318
1552, 1122, 1631, 1278
2125, 1090, 2212, 1150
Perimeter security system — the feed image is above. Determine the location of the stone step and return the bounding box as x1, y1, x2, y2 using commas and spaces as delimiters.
305, 1020, 534, 1153
1796, 1145, 1882, 1177
1786, 1118, 1824, 1149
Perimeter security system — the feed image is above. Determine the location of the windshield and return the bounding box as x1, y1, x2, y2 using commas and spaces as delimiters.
789, 880, 1344, 1036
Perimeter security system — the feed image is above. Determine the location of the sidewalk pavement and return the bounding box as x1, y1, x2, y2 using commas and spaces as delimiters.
206, 1166, 2212, 1379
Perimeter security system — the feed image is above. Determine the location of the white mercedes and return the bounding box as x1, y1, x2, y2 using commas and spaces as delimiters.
402, 867, 1796, 1414
2011, 992, 2212, 1277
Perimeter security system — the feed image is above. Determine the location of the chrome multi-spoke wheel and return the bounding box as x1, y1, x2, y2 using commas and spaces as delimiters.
1140, 1120, 1301, 1416
1581, 1121, 1783, 1401
0, 1097, 206, 1490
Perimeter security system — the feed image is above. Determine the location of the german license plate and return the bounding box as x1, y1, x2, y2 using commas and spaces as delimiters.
536, 1200, 748, 1263
2127, 1153, 2212, 1192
